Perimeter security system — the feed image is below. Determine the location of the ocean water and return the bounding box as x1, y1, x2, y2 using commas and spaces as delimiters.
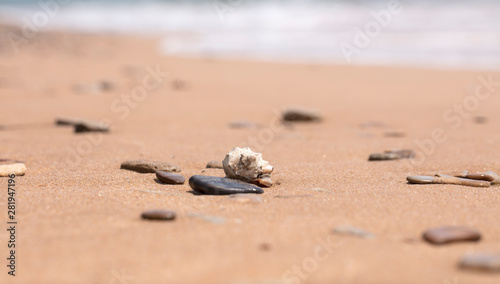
1, 0, 499, 70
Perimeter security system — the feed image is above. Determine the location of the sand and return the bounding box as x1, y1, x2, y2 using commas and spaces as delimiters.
1, 25, 500, 284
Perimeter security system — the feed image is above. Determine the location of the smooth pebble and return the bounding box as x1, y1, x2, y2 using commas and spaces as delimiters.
121, 160, 181, 173
156, 171, 185, 184
141, 209, 176, 221
189, 175, 263, 195
423, 226, 481, 245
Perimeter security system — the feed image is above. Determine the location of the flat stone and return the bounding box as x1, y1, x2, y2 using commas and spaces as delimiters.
407, 175, 435, 184
189, 175, 263, 195
333, 226, 375, 239
141, 209, 176, 221
422, 226, 481, 245
0, 160, 26, 177
206, 160, 223, 169
369, 149, 415, 161
228, 120, 260, 129
459, 253, 500, 272
156, 171, 185, 184
55, 117, 86, 126
121, 160, 181, 173
473, 116, 488, 124
383, 131, 406, 138
282, 107, 322, 122
368, 152, 399, 161
74, 120, 110, 133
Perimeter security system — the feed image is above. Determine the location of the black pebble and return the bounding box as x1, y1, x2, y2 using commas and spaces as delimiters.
189, 175, 264, 195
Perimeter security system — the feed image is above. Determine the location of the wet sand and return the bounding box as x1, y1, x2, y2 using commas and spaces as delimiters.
1, 25, 500, 283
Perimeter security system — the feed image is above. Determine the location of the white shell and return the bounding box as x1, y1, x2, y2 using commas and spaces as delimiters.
223, 147, 274, 187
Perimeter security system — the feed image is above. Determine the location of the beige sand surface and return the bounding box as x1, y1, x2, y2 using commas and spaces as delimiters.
1, 26, 500, 284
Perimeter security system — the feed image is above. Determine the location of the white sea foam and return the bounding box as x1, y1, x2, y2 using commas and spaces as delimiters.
1, 0, 499, 70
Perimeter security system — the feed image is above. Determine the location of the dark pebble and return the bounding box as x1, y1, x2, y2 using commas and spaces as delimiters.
189, 175, 264, 195
121, 160, 181, 173
422, 226, 481, 245
156, 171, 185, 184
282, 108, 322, 122
459, 253, 500, 272
74, 121, 110, 133
141, 209, 176, 221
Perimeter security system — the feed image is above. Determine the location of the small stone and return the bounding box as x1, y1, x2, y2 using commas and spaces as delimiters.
383, 131, 406, 138
228, 121, 260, 129
368, 152, 399, 161
223, 147, 274, 187
229, 194, 263, 204
369, 149, 415, 161
171, 79, 188, 90
407, 174, 491, 187
333, 226, 375, 239
473, 116, 488, 124
0, 160, 26, 177
459, 253, 500, 272
156, 171, 185, 184
206, 160, 223, 169
422, 226, 481, 245
141, 209, 176, 221
55, 117, 86, 126
74, 120, 109, 133
121, 160, 181, 173
72, 81, 113, 95
456, 171, 499, 182
189, 175, 263, 195
407, 175, 435, 184
282, 107, 322, 122
258, 243, 272, 251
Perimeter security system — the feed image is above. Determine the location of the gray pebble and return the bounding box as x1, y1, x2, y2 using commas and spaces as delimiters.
369, 149, 415, 161
333, 226, 375, 239
459, 253, 500, 272
121, 160, 181, 173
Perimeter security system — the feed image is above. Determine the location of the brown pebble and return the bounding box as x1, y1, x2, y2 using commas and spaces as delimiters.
473, 116, 488, 124
206, 160, 223, 169
156, 171, 185, 184
258, 243, 271, 251
459, 253, 500, 272
383, 131, 406, 138
422, 226, 481, 245
141, 209, 176, 221
282, 107, 322, 122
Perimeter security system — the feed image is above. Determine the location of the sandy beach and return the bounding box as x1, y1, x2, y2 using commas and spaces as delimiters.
1, 24, 500, 284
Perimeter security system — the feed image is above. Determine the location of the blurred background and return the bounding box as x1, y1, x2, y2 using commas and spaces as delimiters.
1, 0, 499, 70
